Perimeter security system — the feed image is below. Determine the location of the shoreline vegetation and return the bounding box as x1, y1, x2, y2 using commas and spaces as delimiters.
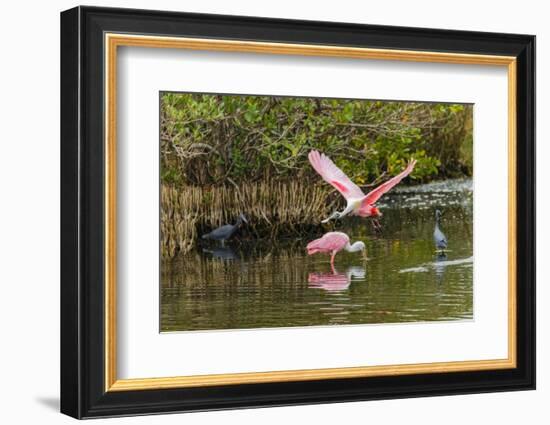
160, 93, 473, 257
160, 181, 335, 257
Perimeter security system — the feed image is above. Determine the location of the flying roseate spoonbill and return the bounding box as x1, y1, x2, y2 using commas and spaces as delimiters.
202, 213, 248, 245
306, 231, 366, 265
308, 150, 417, 223
433, 209, 448, 252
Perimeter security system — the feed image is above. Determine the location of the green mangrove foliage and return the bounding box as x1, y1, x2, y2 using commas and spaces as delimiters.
160, 93, 473, 256
161, 93, 472, 187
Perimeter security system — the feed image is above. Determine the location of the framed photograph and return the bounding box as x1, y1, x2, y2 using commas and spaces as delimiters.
60, 6, 535, 419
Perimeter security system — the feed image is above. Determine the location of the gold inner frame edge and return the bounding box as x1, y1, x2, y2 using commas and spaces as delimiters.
104, 33, 518, 392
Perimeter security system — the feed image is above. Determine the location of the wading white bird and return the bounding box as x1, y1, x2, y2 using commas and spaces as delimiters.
308, 150, 417, 223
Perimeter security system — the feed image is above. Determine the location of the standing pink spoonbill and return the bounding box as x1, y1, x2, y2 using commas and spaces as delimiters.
306, 231, 366, 266
308, 150, 416, 223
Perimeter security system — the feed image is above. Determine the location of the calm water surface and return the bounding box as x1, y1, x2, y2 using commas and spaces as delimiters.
161, 179, 473, 332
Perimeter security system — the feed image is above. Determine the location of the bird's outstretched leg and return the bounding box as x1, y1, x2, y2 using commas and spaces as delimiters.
371, 219, 382, 233
330, 252, 336, 266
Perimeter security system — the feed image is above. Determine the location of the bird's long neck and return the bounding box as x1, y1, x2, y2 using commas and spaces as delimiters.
341, 201, 359, 218
345, 242, 362, 253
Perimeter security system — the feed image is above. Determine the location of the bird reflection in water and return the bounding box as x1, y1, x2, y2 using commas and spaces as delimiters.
434, 252, 448, 285
202, 246, 239, 261
308, 264, 366, 292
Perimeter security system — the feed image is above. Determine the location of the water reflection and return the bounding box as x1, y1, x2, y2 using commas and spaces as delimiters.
308, 265, 366, 292
161, 178, 474, 332
434, 253, 448, 285
202, 246, 239, 261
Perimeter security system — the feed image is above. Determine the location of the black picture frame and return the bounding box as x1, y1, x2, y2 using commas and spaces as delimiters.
61, 5, 535, 419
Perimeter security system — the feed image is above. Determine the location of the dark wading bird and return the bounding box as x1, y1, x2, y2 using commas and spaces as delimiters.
433, 209, 448, 253
308, 150, 416, 229
202, 214, 248, 245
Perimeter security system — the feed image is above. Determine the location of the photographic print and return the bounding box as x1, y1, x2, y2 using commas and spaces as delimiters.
160, 93, 474, 332
61, 9, 535, 417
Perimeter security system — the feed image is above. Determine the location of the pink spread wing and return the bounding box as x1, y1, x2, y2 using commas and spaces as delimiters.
362, 159, 417, 206
308, 150, 365, 200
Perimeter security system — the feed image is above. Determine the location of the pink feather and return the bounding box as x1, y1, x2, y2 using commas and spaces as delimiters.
360, 159, 417, 208
306, 232, 350, 255
308, 150, 365, 200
